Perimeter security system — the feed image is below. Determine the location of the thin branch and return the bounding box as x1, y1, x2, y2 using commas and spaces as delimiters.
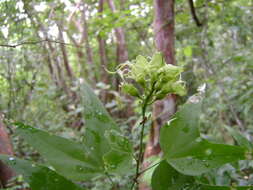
138, 160, 163, 176
104, 172, 115, 187
0, 39, 79, 48
188, 0, 203, 27
229, 105, 245, 131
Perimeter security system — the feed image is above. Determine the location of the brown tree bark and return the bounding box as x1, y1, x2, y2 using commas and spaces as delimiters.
80, 4, 96, 82
0, 114, 15, 187
57, 21, 74, 80
66, 30, 86, 76
107, 0, 128, 90
153, 0, 175, 65
107, 0, 128, 64
81, 4, 94, 68
98, 0, 109, 84
97, 0, 111, 103
46, 41, 70, 97
43, 45, 60, 87
140, 0, 176, 189
68, 2, 95, 82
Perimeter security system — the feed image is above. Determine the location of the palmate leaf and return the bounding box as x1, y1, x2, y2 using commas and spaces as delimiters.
0, 154, 84, 190
151, 160, 253, 190
160, 103, 250, 176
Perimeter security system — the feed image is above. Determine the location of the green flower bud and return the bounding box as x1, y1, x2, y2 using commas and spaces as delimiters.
121, 83, 140, 97
136, 76, 146, 87
161, 82, 173, 93
155, 92, 167, 100
118, 52, 186, 102
150, 52, 164, 71
154, 81, 163, 91
130, 56, 149, 84
158, 65, 183, 81
171, 81, 187, 96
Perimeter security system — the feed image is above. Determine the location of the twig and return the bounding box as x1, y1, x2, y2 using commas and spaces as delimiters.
0, 39, 79, 48
105, 172, 115, 187
230, 105, 245, 131
188, 0, 203, 27
138, 160, 163, 176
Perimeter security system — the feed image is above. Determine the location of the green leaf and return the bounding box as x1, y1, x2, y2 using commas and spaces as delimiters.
80, 83, 119, 163
0, 154, 84, 190
151, 160, 252, 190
80, 83, 133, 175
151, 160, 194, 190
15, 123, 102, 181
160, 103, 248, 176
171, 81, 186, 96
15, 82, 133, 180
224, 125, 253, 150
150, 52, 164, 72
183, 46, 193, 57
103, 130, 133, 174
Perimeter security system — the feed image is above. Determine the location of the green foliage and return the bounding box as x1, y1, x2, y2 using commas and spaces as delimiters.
1, 0, 253, 188
152, 103, 253, 189
224, 126, 253, 150
1, 51, 253, 189
1, 82, 133, 189
152, 160, 252, 190
79, 83, 133, 175
15, 123, 102, 181
160, 103, 247, 176
0, 155, 84, 190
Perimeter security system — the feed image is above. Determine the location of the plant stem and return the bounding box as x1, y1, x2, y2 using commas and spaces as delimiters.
131, 82, 156, 190
138, 160, 163, 176
105, 172, 115, 187
136, 104, 147, 176
131, 105, 146, 190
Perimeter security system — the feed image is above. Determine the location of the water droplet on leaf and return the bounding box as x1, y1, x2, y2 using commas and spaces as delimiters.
205, 149, 212, 156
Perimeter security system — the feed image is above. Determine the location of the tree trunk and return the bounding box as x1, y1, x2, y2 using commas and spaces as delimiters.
97, 0, 111, 103
154, 0, 175, 65
46, 41, 70, 96
140, 0, 176, 189
66, 30, 86, 77
57, 22, 74, 80
107, 0, 128, 91
43, 45, 59, 87
98, 0, 109, 84
81, 3, 96, 82
0, 114, 15, 187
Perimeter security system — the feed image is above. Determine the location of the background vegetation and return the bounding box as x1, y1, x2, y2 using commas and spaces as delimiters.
0, 0, 252, 189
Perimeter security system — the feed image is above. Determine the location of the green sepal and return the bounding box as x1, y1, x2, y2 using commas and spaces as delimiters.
121, 83, 140, 97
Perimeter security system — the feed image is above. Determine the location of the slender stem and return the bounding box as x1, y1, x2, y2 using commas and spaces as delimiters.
131, 82, 156, 190
136, 104, 147, 176
138, 160, 163, 176
105, 172, 115, 187
131, 105, 146, 190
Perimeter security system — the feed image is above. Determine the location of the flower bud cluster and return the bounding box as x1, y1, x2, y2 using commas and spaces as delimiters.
119, 52, 186, 104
